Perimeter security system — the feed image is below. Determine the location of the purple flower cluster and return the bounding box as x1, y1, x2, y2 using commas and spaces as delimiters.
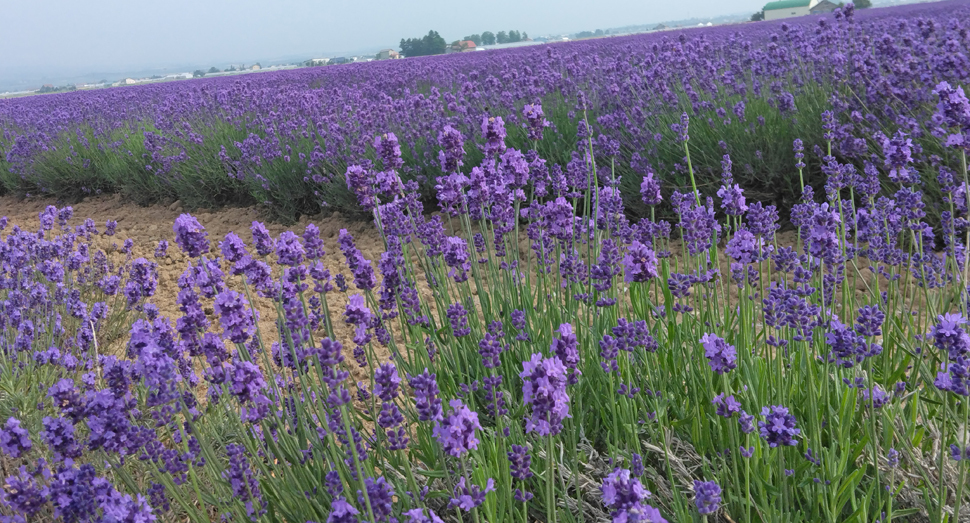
601, 468, 667, 523
433, 399, 482, 457
520, 353, 571, 436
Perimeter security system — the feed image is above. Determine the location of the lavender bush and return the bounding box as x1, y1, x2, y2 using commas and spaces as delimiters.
1, 2, 969, 225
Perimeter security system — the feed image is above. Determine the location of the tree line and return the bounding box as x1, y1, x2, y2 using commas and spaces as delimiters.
462, 30, 528, 46
398, 29, 530, 58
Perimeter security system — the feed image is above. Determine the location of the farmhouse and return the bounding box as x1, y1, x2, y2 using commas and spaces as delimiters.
446, 40, 477, 53
376, 49, 400, 60
763, 0, 826, 20
810, 0, 840, 13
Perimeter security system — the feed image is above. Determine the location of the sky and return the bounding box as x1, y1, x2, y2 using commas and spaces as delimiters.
0, 0, 766, 86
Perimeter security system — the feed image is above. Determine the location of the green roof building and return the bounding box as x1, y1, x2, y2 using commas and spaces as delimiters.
763, 0, 819, 20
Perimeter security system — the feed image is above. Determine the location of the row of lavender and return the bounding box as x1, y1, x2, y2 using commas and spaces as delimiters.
2, 78, 970, 522
2, 2, 969, 222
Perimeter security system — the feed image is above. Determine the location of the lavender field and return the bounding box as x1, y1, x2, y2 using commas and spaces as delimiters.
0, 1, 967, 222
2, 1, 970, 522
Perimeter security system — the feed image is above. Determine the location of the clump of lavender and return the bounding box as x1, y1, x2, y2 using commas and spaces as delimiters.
623, 241, 659, 283
433, 399, 482, 457
693, 480, 722, 515
173, 214, 209, 258
522, 103, 550, 142
0, 417, 32, 458
601, 468, 667, 523
520, 353, 570, 436
759, 406, 801, 447
640, 170, 662, 206
700, 333, 737, 374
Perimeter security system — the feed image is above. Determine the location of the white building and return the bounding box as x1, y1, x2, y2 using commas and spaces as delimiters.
763, 0, 819, 20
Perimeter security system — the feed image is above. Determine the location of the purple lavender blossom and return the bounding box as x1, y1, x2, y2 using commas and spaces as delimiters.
758, 406, 801, 447
700, 333, 737, 374
450, 476, 495, 511
623, 241, 659, 283
0, 418, 31, 458
275, 231, 305, 267
433, 399, 482, 457
640, 171, 662, 206
173, 214, 209, 258
251, 221, 275, 256
520, 353, 571, 436
447, 303, 471, 338
522, 103, 550, 142
693, 480, 722, 515
405, 508, 445, 523
481, 116, 507, 157
712, 394, 742, 418
213, 290, 257, 344
344, 294, 373, 327
601, 468, 667, 523
409, 369, 443, 422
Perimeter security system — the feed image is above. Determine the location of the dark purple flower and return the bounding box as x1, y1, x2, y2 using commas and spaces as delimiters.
303, 224, 326, 259
623, 241, 659, 283
328, 498, 360, 523
251, 221, 275, 257
739, 411, 755, 434
522, 103, 550, 142
220, 232, 249, 263
275, 231, 305, 267
481, 116, 507, 156
601, 468, 667, 523
374, 363, 401, 402
433, 399, 481, 457
640, 171, 662, 206
508, 444, 533, 480
700, 333, 737, 374
520, 353, 570, 436
173, 214, 209, 258
409, 369, 442, 422
447, 303, 471, 338
0, 418, 31, 458
712, 394, 741, 418
550, 323, 580, 382
443, 237, 471, 283
758, 406, 800, 447
154, 240, 169, 258
693, 480, 721, 515
344, 294, 373, 327
438, 125, 465, 173
450, 476, 495, 511
213, 290, 257, 344
223, 443, 266, 520
405, 508, 445, 523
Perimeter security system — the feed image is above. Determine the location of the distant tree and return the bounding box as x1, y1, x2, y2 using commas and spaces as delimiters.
208, 67, 219, 74
508, 30, 520, 42
192, 70, 206, 78
576, 30, 594, 38
227, 65, 237, 72
496, 31, 509, 44
751, 10, 765, 21
522, 31, 529, 40
481, 31, 496, 45
464, 34, 482, 45
854, 0, 872, 7
98, 79, 108, 85
594, 29, 604, 36
399, 30, 447, 57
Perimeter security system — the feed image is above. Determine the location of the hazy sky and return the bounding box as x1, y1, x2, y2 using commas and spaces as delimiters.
2, 0, 764, 76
